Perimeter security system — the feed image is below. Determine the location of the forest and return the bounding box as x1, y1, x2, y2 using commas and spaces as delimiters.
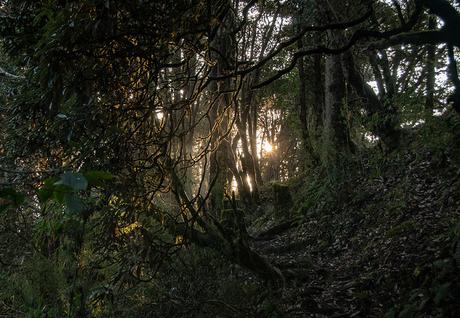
0, 0, 459, 317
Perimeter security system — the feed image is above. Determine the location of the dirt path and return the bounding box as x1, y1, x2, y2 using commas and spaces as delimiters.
248, 154, 460, 317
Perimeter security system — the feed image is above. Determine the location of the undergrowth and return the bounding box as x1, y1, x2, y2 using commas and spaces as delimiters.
288, 115, 460, 317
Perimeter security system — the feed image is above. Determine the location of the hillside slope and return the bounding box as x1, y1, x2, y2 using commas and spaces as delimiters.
248, 134, 460, 317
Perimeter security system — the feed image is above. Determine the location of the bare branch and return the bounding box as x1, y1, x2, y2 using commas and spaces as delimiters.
392, 0, 406, 25
210, 9, 373, 82
250, 1, 425, 88
0, 66, 24, 80
422, 0, 460, 30
371, 29, 449, 49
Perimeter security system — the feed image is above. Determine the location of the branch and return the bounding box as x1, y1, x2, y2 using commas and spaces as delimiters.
251, 26, 402, 89
371, 29, 450, 49
422, 0, 460, 29
251, 2, 424, 89
392, 0, 406, 25
209, 9, 373, 82
366, 0, 460, 49
0, 66, 24, 80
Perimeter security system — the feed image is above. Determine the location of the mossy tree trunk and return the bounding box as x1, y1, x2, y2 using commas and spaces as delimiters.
323, 51, 350, 165
425, 15, 437, 119
208, 1, 235, 216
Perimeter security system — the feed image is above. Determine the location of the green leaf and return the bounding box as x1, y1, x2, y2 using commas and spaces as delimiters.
0, 188, 25, 212
399, 303, 417, 318
454, 243, 460, 267
384, 309, 396, 318
83, 170, 113, 186
57, 171, 88, 191
434, 283, 451, 305
37, 176, 59, 203
43, 176, 59, 187
37, 188, 53, 203
64, 193, 85, 214
0, 188, 25, 205
52, 184, 73, 203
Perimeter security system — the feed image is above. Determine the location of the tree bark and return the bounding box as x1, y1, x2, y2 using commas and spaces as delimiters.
208, 1, 235, 216
320, 0, 351, 165
297, 35, 319, 167
341, 50, 401, 150
323, 51, 350, 164
425, 15, 437, 118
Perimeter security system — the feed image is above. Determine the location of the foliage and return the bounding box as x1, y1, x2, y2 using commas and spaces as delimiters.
1, 0, 460, 316
0, 187, 25, 213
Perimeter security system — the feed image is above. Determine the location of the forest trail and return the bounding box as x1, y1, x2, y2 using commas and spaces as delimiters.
3, 1, 460, 316
252, 220, 366, 317
249, 151, 460, 317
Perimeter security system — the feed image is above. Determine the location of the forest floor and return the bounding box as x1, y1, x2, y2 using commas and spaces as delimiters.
149, 136, 460, 318
247, 148, 460, 317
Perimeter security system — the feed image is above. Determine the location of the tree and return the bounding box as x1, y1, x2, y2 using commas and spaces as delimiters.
1, 0, 460, 316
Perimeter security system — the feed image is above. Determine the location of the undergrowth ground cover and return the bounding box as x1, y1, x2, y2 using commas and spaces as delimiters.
73, 118, 460, 318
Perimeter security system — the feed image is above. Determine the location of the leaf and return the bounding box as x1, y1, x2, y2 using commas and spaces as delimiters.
384, 309, 396, 318
57, 171, 88, 191
0, 188, 25, 205
399, 303, 417, 318
56, 113, 69, 120
43, 176, 59, 187
83, 170, 113, 186
0, 188, 25, 212
37, 187, 53, 203
454, 243, 460, 267
37, 176, 59, 203
64, 193, 85, 214
52, 185, 68, 203
434, 283, 451, 305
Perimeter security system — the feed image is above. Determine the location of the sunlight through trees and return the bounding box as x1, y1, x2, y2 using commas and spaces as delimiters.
1, 0, 460, 316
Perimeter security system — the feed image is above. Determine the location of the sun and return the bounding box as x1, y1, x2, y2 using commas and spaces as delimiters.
262, 141, 273, 153
155, 110, 164, 120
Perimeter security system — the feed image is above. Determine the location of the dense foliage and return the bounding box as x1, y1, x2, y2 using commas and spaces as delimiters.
1, 0, 460, 317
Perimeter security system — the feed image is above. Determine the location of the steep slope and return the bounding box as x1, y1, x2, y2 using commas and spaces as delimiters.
249, 141, 460, 317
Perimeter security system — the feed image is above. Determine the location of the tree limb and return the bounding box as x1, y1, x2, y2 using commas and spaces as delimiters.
251, 2, 425, 89
422, 0, 460, 31
0, 66, 23, 80
371, 29, 451, 49
209, 9, 373, 82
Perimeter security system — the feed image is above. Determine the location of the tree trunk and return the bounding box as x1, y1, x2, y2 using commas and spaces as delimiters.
341, 50, 401, 150
297, 36, 318, 168
208, 5, 234, 216
323, 52, 349, 164
425, 15, 437, 118
238, 81, 260, 204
